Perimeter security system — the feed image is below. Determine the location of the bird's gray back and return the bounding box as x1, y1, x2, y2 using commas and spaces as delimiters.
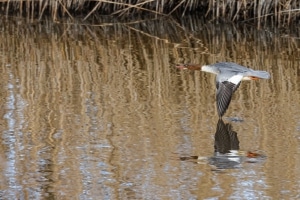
212, 62, 251, 73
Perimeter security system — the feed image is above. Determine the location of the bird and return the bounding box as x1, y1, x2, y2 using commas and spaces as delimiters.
176, 62, 270, 117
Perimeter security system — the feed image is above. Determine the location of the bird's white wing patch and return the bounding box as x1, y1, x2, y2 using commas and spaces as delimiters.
227, 74, 243, 85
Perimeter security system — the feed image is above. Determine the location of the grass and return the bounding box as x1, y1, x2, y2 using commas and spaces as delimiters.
0, 0, 299, 26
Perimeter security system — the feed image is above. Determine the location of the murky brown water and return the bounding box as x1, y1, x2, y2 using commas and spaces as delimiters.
0, 16, 299, 199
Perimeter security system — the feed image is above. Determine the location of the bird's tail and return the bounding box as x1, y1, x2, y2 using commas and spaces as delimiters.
247, 70, 271, 79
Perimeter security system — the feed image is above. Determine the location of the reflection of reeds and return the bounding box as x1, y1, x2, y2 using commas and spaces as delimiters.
1, 16, 299, 136
2, 0, 300, 25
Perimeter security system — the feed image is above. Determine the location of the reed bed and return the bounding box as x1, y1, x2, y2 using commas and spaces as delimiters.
1, 0, 300, 25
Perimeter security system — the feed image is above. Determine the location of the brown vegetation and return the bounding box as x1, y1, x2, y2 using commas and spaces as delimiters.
0, 0, 300, 25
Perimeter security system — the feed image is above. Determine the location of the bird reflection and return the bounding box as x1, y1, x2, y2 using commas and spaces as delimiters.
179, 119, 265, 169
214, 118, 239, 154
208, 118, 241, 169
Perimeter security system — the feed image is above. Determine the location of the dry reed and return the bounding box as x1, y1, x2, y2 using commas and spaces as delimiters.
0, 0, 300, 25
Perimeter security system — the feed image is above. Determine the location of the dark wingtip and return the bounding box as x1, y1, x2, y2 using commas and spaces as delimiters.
217, 106, 227, 118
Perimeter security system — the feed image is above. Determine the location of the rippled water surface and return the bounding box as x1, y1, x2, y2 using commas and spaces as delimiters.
0, 16, 299, 199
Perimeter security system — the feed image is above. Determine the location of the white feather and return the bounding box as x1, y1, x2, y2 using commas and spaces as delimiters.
201, 65, 218, 74
228, 74, 243, 85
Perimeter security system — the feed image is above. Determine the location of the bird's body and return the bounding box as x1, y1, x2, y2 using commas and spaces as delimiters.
176, 62, 270, 117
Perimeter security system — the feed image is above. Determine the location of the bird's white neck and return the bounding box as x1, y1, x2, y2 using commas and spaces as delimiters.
201, 65, 218, 74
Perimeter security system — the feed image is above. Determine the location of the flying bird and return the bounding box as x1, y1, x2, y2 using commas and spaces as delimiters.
176, 62, 270, 117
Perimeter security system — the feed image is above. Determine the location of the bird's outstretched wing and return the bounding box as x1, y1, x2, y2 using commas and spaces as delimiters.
216, 81, 240, 117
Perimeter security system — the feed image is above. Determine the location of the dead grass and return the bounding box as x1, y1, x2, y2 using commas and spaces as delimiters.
0, 0, 299, 26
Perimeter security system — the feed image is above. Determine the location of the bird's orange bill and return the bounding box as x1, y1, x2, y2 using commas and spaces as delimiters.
176, 65, 188, 70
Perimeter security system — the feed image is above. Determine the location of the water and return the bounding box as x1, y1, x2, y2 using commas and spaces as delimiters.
0, 16, 299, 199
